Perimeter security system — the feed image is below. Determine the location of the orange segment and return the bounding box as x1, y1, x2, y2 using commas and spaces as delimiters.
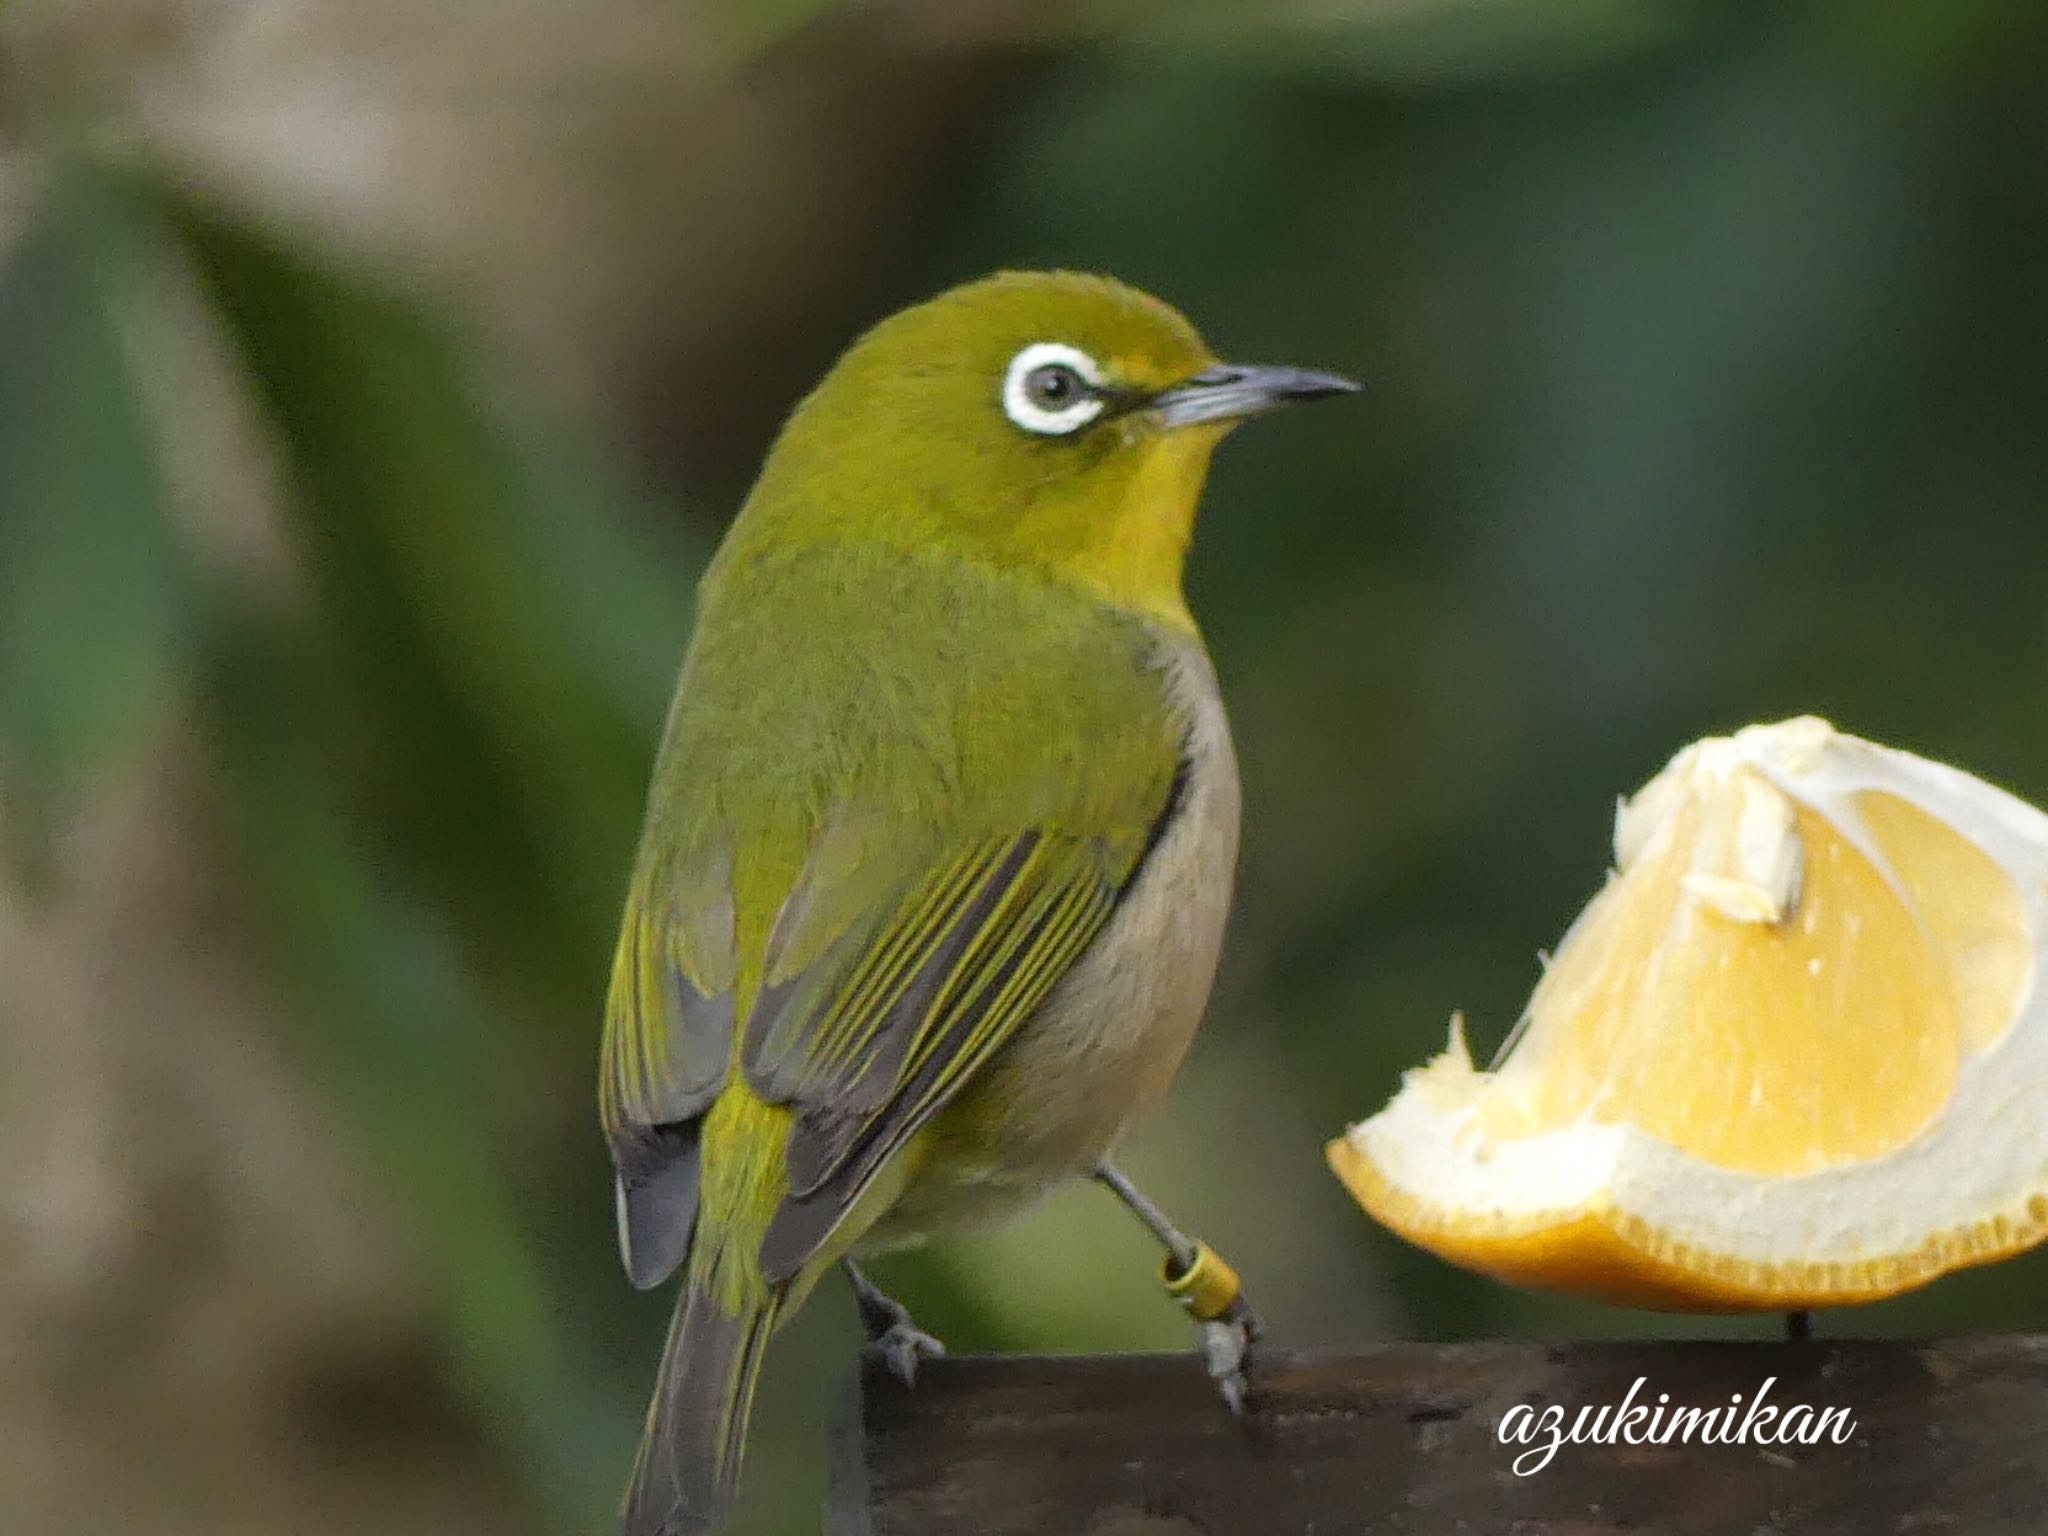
1330, 717, 2048, 1312
1854, 789, 2028, 1055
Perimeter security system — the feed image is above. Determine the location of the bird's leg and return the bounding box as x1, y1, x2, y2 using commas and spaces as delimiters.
844, 1259, 946, 1387
1785, 1310, 1812, 1342
1093, 1161, 1262, 1415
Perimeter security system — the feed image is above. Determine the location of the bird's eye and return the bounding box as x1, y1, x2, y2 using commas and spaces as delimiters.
1003, 342, 1107, 436
1025, 364, 1082, 407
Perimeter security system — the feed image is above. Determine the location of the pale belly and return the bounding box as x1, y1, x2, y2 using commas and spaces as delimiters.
858, 639, 1241, 1250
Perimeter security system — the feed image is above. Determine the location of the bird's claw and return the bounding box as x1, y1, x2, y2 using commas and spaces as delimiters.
1154, 1235, 1261, 1415
1200, 1297, 1262, 1416
866, 1319, 947, 1387
851, 1272, 946, 1387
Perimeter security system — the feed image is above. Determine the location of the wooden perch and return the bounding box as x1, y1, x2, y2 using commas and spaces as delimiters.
828, 1335, 2048, 1535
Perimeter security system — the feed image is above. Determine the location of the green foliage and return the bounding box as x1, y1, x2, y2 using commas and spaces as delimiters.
1126, 0, 1694, 83
164, 189, 705, 1520
0, 173, 184, 862
3, 164, 705, 1524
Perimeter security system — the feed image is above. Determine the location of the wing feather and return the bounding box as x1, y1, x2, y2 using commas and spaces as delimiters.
754, 829, 1124, 1280
602, 854, 739, 1289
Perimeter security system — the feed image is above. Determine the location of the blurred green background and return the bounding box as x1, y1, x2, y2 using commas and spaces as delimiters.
6, 0, 2048, 1531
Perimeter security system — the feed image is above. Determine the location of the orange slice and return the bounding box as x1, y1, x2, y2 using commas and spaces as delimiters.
1328, 716, 2048, 1310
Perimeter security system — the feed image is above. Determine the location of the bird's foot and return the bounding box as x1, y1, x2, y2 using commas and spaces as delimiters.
867, 1316, 948, 1388
1199, 1295, 1264, 1416
1160, 1238, 1261, 1416
1091, 1164, 1263, 1417
847, 1262, 946, 1387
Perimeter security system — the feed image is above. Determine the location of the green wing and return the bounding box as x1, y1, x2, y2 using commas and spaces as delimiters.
744, 826, 1130, 1279
603, 804, 1167, 1288
600, 545, 1188, 1290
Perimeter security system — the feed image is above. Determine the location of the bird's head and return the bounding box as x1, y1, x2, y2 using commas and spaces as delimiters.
729, 271, 1357, 631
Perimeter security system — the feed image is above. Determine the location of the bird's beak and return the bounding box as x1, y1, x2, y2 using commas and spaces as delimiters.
1149, 362, 1360, 430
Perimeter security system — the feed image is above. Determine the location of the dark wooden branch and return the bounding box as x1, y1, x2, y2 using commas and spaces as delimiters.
830, 1336, 2048, 1535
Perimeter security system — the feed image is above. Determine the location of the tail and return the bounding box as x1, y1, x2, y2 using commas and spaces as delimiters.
622, 1279, 781, 1536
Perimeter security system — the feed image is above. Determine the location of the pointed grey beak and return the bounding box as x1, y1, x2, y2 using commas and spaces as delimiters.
1150, 362, 1360, 429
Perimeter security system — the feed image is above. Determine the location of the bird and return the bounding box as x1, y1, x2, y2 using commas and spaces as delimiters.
600, 270, 1356, 1534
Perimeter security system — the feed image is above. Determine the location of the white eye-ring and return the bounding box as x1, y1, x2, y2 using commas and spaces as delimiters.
1002, 342, 1107, 436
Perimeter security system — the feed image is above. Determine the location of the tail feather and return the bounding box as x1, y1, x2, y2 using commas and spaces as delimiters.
623, 1282, 780, 1536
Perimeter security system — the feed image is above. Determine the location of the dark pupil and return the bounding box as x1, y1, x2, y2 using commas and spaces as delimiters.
1027, 364, 1080, 408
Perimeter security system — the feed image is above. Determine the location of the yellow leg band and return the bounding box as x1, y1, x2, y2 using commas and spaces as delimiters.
1161, 1241, 1241, 1323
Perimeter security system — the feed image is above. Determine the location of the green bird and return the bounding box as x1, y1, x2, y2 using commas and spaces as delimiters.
601, 271, 1355, 1534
